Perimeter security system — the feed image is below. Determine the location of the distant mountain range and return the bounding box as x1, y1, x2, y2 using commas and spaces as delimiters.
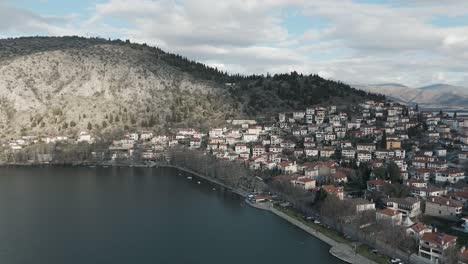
354, 83, 468, 110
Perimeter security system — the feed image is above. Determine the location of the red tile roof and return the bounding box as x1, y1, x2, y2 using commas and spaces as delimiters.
421, 232, 456, 245
378, 208, 400, 216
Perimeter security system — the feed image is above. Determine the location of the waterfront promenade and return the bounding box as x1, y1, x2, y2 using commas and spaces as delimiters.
248, 202, 376, 264
156, 164, 376, 264
156, 164, 249, 197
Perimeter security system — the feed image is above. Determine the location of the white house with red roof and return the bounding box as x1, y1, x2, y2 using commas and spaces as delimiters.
376, 208, 402, 226
278, 161, 297, 174
234, 143, 248, 154
419, 232, 457, 263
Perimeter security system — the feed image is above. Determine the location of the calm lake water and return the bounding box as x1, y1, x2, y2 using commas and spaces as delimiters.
0, 166, 342, 264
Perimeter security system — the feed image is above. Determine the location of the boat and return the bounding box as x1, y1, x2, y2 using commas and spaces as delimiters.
212, 188, 216, 191
197, 181, 201, 184
187, 176, 193, 180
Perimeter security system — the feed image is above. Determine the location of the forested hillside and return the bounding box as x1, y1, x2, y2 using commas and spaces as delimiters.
0, 36, 383, 139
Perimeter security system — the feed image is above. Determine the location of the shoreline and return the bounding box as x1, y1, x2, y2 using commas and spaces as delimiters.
3, 162, 376, 263
156, 164, 249, 197
246, 201, 376, 264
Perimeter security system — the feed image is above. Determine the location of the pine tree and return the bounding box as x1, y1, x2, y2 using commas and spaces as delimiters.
87, 122, 92, 130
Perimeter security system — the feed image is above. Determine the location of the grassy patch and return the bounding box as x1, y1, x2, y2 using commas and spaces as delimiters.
274, 205, 393, 263
356, 244, 391, 264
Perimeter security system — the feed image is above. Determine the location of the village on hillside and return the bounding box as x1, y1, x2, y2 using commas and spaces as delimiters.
4, 99, 468, 263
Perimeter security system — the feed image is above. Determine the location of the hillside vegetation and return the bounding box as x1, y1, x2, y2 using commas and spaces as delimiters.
0, 36, 382, 139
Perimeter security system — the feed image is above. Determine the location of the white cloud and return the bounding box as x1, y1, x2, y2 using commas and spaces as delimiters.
1, 0, 468, 87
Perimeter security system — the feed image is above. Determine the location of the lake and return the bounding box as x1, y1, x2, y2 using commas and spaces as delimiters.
0, 166, 342, 264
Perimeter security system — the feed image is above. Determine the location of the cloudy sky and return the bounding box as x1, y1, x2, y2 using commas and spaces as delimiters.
1, 0, 468, 87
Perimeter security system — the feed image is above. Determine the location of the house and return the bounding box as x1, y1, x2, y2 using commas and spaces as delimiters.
419, 232, 457, 263
292, 178, 316, 190
360, 125, 375, 136
382, 197, 421, 218
427, 161, 448, 170
209, 128, 224, 138
110, 139, 135, 150
341, 148, 357, 160
207, 143, 218, 151
239, 152, 250, 159
321, 185, 344, 200
425, 196, 463, 220
304, 167, 319, 178
434, 148, 447, 157
374, 150, 394, 160
331, 169, 350, 184
190, 138, 201, 149
376, 209, 402, 226
448, 192, 468, 208
252, 145, 265, 157
293, 111, 305, 119
139, 131, 153, 141
414, 168, 433, 181
405, 178, 428, 188
269, 145, 283, 153
386, 140, 401, 150
280, 141, 296, 149
247, 126, 262, 135
367, 179, 389, 192
406, 222, 431, 241
435, 169, 465, 184
235, 144, 248, 154
458, 152, 468, 161
141, 150, 157, 160
357, 143, 376, 152
294, 149, 304, 157
320, 148, 335, 158
77, 132, 93, 143
305, 148, 319, 157
127, 133, 139, 141
357, 151, 372, 163
308, 161, 337, 176
278, 161, 297, 174
243, 134, 258, 143
410, 186, 446, 199
349, 198, 376, 213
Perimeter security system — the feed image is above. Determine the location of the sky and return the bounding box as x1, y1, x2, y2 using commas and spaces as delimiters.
1, 0, 468, 87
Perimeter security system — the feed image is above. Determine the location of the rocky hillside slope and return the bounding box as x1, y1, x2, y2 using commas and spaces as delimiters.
0, 37, 238, 138
0, 37, 381, 139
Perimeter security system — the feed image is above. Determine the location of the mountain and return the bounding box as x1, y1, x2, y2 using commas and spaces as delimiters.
354, 83, 468, 110
0, 36, 381, 139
